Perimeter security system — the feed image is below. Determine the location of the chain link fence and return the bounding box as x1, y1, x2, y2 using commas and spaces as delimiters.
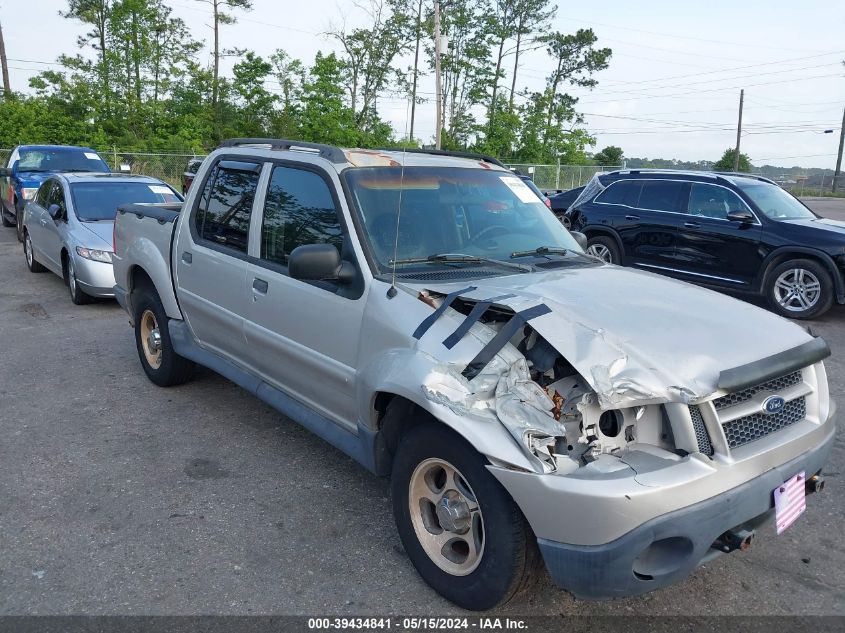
505, 163, 623, 191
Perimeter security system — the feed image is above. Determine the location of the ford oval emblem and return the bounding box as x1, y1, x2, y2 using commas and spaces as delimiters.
762, 395, 786, 415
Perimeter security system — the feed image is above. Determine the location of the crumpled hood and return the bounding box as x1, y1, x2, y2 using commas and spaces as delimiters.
409, 264, 813, 408
78, 221, 114, 250
16, 172, 50, 189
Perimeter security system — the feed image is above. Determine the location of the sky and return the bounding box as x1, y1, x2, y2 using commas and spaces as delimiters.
1, 0, 844, 169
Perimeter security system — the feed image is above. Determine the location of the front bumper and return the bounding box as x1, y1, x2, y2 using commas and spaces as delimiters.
73, 255, 116, 298
534, 432, 833, 599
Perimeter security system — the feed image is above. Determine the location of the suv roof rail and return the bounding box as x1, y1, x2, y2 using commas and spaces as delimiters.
712, 171, 777, 185
606, 168, 718, 180
373, 147, 506, 168
217, 138, 347, 163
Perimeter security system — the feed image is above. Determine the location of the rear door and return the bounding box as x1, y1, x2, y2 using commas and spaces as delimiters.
173, 158, 263, 361
242, 162, 365, 429
673, 182, 763, 288
26, 180, 53, 265
609, 179, 687, 269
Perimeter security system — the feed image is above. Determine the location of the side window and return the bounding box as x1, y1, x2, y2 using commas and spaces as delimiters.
260, 166, 343, 266
595, 181, 638, 206
48, 182, 65, 209
636, 180, 686, 212
35, 180, 53, 207
688, 183, 747, 220
194, 161, 261, 253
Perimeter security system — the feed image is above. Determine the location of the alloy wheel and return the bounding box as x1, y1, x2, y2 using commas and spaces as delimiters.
773, 268, 821, 313
25, 235, 33, 267
586, 243, 612, 262
139, 309, 163, 369
408, 458, 485, 576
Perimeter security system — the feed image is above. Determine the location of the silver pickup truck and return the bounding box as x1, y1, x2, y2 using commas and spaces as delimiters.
112, 139, 835, 610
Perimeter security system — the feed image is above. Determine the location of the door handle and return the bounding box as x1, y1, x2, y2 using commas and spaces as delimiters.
684, 222, 701, 229
625, 215, 640, 221
39, 218, 47, 226
252, 278, 268, 294
181, 252, 192, 264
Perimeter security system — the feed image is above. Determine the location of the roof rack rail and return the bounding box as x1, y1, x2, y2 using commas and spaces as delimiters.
713, 171, 777, 184
373, 147, 506, 168
217, 138, 347, 163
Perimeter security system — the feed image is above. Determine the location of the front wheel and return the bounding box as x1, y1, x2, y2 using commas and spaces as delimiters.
0, 207, 13, 227
66, 256, 92, 305
132, 286, 195, 387
767, 259, 833, 319
585, 235, 620, 264
391, 424, 539, 610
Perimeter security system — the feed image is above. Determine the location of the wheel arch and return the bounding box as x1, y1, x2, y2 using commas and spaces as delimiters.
123, 261, 182, 321
758, 247, 844, 303
581, 226, 624, 258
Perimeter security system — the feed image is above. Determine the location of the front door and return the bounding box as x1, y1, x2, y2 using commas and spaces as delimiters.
673, 182, 763, 288
173, 159, 263, 361
242, 162, 365, 429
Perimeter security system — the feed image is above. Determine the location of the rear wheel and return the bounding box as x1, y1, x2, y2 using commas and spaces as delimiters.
66, 256, 92, 305
585, 235, 620, 264
132, 286, 194, 386
391, 424, 539, 610
766, 259, 833, 319
23, 231, 46, 273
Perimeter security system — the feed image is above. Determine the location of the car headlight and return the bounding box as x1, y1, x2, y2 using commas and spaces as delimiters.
21, 188, 38, 201
76, 246, 113, 263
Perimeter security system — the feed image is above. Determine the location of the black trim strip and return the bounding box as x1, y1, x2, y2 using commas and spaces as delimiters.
462, 303, 552, 380
412, 286, 476, 339
718, 337, 831, 392
442, 294, 515, 349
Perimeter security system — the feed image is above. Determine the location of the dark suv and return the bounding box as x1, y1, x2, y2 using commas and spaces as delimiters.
566, 170, 845, 319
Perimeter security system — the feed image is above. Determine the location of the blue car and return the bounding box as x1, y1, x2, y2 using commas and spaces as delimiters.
0, 145, 111, 241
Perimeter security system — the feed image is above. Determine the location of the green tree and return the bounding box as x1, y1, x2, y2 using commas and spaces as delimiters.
231, 52, 276, 136
593, 145, 623, 166
299, 52, 361, 146
713, 148, 752, 172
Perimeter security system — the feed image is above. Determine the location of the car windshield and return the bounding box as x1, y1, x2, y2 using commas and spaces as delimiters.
70, 181, 180, 221
17, 149, 110, 173
734, 180, 816, 220
345, 167, 581, 273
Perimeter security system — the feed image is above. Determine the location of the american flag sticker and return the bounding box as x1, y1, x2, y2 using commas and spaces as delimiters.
774, 471, 806, 535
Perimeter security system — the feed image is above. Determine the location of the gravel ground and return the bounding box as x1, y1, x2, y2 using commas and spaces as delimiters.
0, 214, 843, 616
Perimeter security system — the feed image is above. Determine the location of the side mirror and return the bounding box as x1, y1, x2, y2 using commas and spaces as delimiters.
727, 210, 754, 223
571, 231, 588, 250
289, 244, 354, 284
48, 203, 63, 220
0, 167, 10, 178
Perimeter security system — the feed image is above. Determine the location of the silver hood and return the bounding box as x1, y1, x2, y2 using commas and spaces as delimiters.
78, 221, 114, 250
408, 263, 813, 408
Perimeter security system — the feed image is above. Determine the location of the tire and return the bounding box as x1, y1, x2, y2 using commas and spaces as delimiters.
132, 286, 195, 387
66, 256, 92, 305
1, 206, 13, 227
16, 208, 24, 242
391, 423, 540, 611
23, 231, 46, 273
766, 258, 833, 320
585, 235, 620, 264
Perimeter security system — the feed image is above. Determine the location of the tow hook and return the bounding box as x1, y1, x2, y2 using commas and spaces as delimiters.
806, 474, 825, 495
712, 529, 755, 553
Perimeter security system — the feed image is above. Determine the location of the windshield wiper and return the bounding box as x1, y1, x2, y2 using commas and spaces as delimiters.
510, 246, 569, 258
390, 253, 532, 272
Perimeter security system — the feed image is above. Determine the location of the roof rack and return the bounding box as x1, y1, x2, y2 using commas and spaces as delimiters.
713, 171, 777, 185
217, 138, 347, 163
373, 147, 506, 168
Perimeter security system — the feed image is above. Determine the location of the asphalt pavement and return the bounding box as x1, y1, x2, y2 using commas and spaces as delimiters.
1, 205, 843, 615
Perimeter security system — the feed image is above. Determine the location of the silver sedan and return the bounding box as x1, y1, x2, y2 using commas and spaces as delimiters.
22, 173, 181, 304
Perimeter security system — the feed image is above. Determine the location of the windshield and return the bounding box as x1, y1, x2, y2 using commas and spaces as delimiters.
734, 180, 816, 220
18, 149, 110, 174
70, 181, 180, 221
345, 167, 581, 273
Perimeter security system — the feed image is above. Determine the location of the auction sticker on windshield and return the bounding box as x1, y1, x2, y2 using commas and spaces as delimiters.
774, 471, 806, 534
148, 185, 172, 195
500, 176, 538, 203
84, 152, 101, 160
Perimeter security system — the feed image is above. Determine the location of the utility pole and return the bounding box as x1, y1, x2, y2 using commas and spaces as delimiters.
733, 89, 744, 171
0, 20, 11, 98
833, 106, 845, 193
408, 0, 423, 143
433, 0, 442, 149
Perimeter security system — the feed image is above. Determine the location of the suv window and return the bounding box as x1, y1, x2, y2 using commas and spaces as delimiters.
595, 180, 639, 206
194, 161, 261, 253
688, 183, 747, 220
261, 166, 343, 266
636, 180, 686, 212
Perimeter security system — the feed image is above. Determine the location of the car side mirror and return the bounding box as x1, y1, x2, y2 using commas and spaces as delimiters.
727, 210, 754, 223
0, 167, 10, 178
571, 231, 588, 250
289, 244, 354, 284
48, 203, 63, 220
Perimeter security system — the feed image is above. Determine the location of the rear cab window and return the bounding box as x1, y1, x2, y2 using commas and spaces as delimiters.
193, 160, 262, 253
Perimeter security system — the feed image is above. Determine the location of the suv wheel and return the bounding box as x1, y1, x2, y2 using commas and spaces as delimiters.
391, 424, 539, 610
767, 259, 833, 319
585, 235, 620, 264
24, 231, 46, 273
0, 207, 13, 227
132, 286, 195, 386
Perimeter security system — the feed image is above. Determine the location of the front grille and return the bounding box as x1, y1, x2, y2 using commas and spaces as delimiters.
688, 405, 714, 456
713, 370, 802, 410
721, 396, 806, 449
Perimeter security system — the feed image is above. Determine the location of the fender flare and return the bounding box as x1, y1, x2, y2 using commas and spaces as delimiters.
757, 246, 845, 303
